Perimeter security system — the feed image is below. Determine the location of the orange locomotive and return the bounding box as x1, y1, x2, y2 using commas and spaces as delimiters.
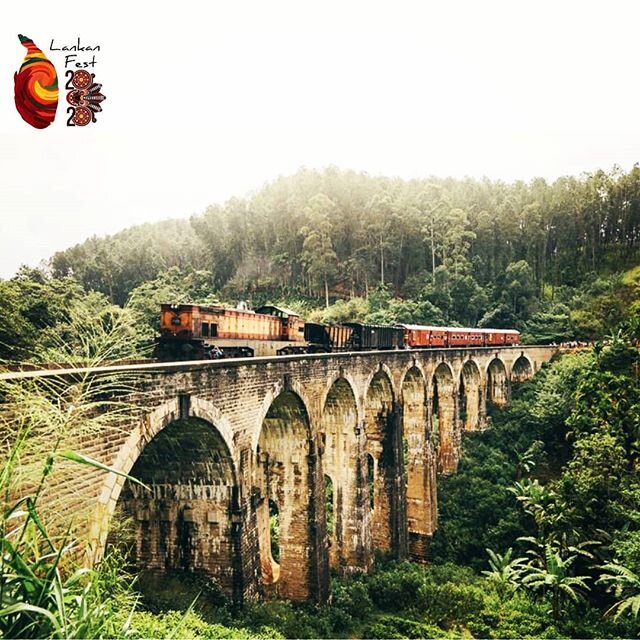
156, 303, 306, 359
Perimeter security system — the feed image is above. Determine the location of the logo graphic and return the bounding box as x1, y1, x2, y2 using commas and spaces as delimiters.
14, 34, 59, 129
65, 70, 106, 126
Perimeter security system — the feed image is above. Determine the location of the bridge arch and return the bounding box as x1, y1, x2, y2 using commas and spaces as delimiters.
487, 357, 509, 406
432, 361, 458, 473
252, 379, 315, 453
459, 359, 483, 431
93, 398, 241, 597
320, 377, 363, 571
364, 368, 402, 554
511, 353, 534, 382
401, 366, 436, 560
363, 362, 397, 405
254, 389, 324, 601
320, 371, 361, 419
89, 398, 236, 560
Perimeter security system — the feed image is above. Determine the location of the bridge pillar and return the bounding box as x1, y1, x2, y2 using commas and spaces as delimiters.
307, 436, 331, 603
402, 367, 436, 561
254, 391, 329, 602
459, 361, 482, 432
433, 363, 459, 474
487, 358, 509, 406
478, 382, 488, 429
364, 371, 407, 558
321, 378, 371, 573
353, 419, 374, 571
238, 447, 262, 601
389, 402, 409, 559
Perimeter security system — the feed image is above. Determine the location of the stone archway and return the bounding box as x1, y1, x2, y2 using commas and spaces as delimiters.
459, 360, 483, 431
254, 390, 326, 601
432, 362, 458, 474
401, 366, 436, 561
487, 358, 509, 405
512, 354, 533, 382
321, 377, 369, 572
364, 369, 405, 555
109, 417, 241, 597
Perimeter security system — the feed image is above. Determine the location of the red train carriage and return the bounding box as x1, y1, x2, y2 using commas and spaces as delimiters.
503, 329, 520, 345
481, 328, 520, 346
398, 324, 447, 348
446, 328, 472, 348
399, 324, 520, 348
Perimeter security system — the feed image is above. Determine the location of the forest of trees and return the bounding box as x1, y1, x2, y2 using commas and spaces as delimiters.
3, 165, 640, 364
49, 165, 640, 307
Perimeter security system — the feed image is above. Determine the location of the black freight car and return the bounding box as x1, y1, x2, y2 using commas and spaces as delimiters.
304, 322, 354, 352
343, 322, 404, 350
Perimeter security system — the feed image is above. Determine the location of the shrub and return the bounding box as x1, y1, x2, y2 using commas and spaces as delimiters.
330, 579, 373, 621
362, 614, 454, 639
367, 563, 426, 611
127, 609, 283, 639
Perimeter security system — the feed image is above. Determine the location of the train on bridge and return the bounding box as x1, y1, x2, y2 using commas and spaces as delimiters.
155, 303, 520, 359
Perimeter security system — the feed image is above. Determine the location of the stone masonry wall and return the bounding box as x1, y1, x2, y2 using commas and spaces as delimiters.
2, 345, 555, 603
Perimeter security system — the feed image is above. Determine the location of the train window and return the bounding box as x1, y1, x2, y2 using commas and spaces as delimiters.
202, 322, 209, 337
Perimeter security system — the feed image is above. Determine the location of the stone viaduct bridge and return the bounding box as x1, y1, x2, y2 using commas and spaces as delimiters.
6, 346, 555, 603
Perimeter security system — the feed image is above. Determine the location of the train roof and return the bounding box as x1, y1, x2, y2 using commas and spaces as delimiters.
162, 303, 226, 312
254, 305, 301, 318
396, 323, 519, 334
397, 324, 454, 332
343, 322, 403, 330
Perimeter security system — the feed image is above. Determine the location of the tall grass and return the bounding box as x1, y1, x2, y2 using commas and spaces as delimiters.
0, 299, 146, 638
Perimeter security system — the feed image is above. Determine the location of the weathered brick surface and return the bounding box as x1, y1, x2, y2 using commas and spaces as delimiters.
3, 346, 555, 603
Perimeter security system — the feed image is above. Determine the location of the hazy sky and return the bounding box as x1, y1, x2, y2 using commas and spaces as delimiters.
1, 0, 639, 278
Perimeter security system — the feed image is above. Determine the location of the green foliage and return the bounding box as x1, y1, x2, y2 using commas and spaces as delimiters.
597, 563, 640, 622
0, 525, 136, 639
308, 297, 369, 324
0, 311, 152, 639
0, 268, 150, 364
39, 292, 144, 364
485, 592, 564, 639
42, 166, 640, 340
329, 579, 373, 622
523, 303, 572, 344
431, 336, 640, 637
429, 429, 533, 570
519, 543, 592, 621
125, 610, 283, 639
0, 419, 141, 639
239, 600, 329, 639
361, 614, 452, 639
482, 548, 527, 600
269, 510, 280, 563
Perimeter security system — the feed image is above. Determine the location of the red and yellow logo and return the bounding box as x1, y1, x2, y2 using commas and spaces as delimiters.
14, 34, 58, 129
14, 34, 106, 129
